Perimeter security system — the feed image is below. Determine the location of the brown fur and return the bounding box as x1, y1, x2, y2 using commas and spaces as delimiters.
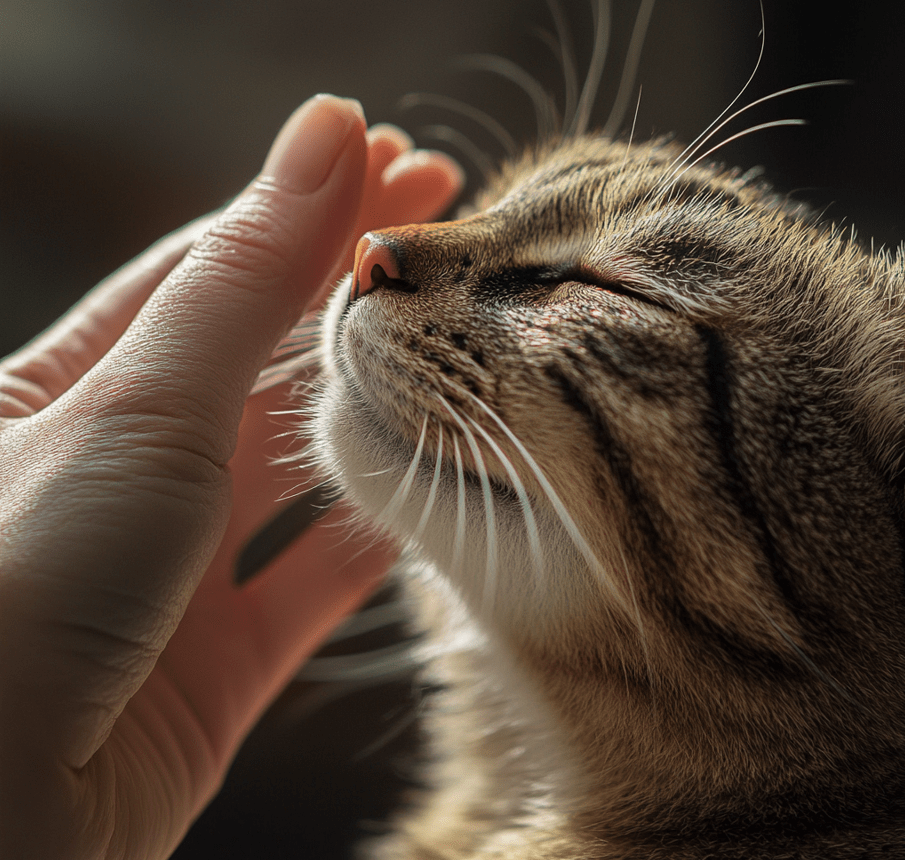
311, 133, 905, 857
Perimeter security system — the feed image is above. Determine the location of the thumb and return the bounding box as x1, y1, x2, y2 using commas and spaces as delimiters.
75, 94, 368, 463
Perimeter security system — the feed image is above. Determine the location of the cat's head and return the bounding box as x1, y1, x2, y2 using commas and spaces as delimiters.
312, 132, 905, 707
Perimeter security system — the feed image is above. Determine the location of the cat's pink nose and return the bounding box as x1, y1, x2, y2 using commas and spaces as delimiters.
351, 234, 403, 301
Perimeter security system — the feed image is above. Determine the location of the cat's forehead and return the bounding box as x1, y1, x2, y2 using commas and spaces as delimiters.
449, 133, 872, 323
484, 134, 791, 230
469, 134, 832, 283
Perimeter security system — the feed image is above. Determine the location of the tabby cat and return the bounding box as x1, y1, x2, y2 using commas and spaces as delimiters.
301, 4, 905, 857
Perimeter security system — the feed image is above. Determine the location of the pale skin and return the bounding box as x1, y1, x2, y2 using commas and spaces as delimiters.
0, 94, 463, 860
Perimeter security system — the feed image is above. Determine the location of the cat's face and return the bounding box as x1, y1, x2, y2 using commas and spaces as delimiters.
312, 132, 905, 698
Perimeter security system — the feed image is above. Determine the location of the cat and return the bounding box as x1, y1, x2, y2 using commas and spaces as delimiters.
277, 3, 905, 857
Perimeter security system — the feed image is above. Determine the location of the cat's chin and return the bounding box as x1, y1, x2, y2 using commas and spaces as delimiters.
311, 370, 597, 632
316, 275, 521, 539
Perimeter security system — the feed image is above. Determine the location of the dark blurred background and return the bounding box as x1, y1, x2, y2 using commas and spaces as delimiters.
2, 0, 903, 856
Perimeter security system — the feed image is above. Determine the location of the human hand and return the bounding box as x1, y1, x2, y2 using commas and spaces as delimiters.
0, 95, 462, 860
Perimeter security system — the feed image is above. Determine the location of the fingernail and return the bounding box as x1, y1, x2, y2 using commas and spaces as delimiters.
262, 95, 365, 194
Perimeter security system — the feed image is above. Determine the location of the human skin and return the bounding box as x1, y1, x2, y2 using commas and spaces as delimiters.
0, 94, 462, 860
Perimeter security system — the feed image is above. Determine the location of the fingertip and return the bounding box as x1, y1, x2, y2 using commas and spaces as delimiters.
366, 123, 415, 181
261, 95, 367, 196
383, 148, 465, 192
366, 122, 415, 151
378, 150, 465, 223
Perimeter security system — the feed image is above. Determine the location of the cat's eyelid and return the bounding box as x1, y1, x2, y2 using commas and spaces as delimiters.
567, 262, 674, 312
493, 212, 713, 315
569, 263, 676, 313
590, 257, 733, 317
518, 247, 675, 312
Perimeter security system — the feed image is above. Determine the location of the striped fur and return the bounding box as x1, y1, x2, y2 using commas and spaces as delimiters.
310, 133, 905, 857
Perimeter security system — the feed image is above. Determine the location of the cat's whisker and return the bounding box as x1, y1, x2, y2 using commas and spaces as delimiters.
376, 414, 429, 526
355, 468, 396, 479
657, 1, 766, 185
251, 352, 320, 394
251, 310, 324, 395
451, 435, 467, 583
464, 391, 630, 616
269, 334, 319, 361
617, 85, 643, 177
322, 516, 396, 571
418, 124, 496, 183
617, 535, 653, 686
568, 0, 611, 138
750, 597, 855, 705
654, 80, 848, 200
457, 54, 558, 142
269, 312, 322, 359
541, 0, 579, 136
463, 412, 545, 587
411, 421, 445, 548
271, 434, 314, 468
398, 93, 518, 158
439, 395, 500, 614
602, 0, 656, 137
271, 467, 328, 503
672, 119, 807, 183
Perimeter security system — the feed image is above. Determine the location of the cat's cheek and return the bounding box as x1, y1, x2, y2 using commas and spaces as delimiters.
310, 377, 410, 527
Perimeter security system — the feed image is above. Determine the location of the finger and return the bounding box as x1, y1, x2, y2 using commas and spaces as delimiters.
366, 123, 414, 175
377, 148, 465, 224
1, 96, 371, 771
0, 124, 410, 419
223, 137, 461, 584
0, 214, 215, 417
74, 95, 369, 466
234, 144, 463, 549
300, 124, 415, 310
